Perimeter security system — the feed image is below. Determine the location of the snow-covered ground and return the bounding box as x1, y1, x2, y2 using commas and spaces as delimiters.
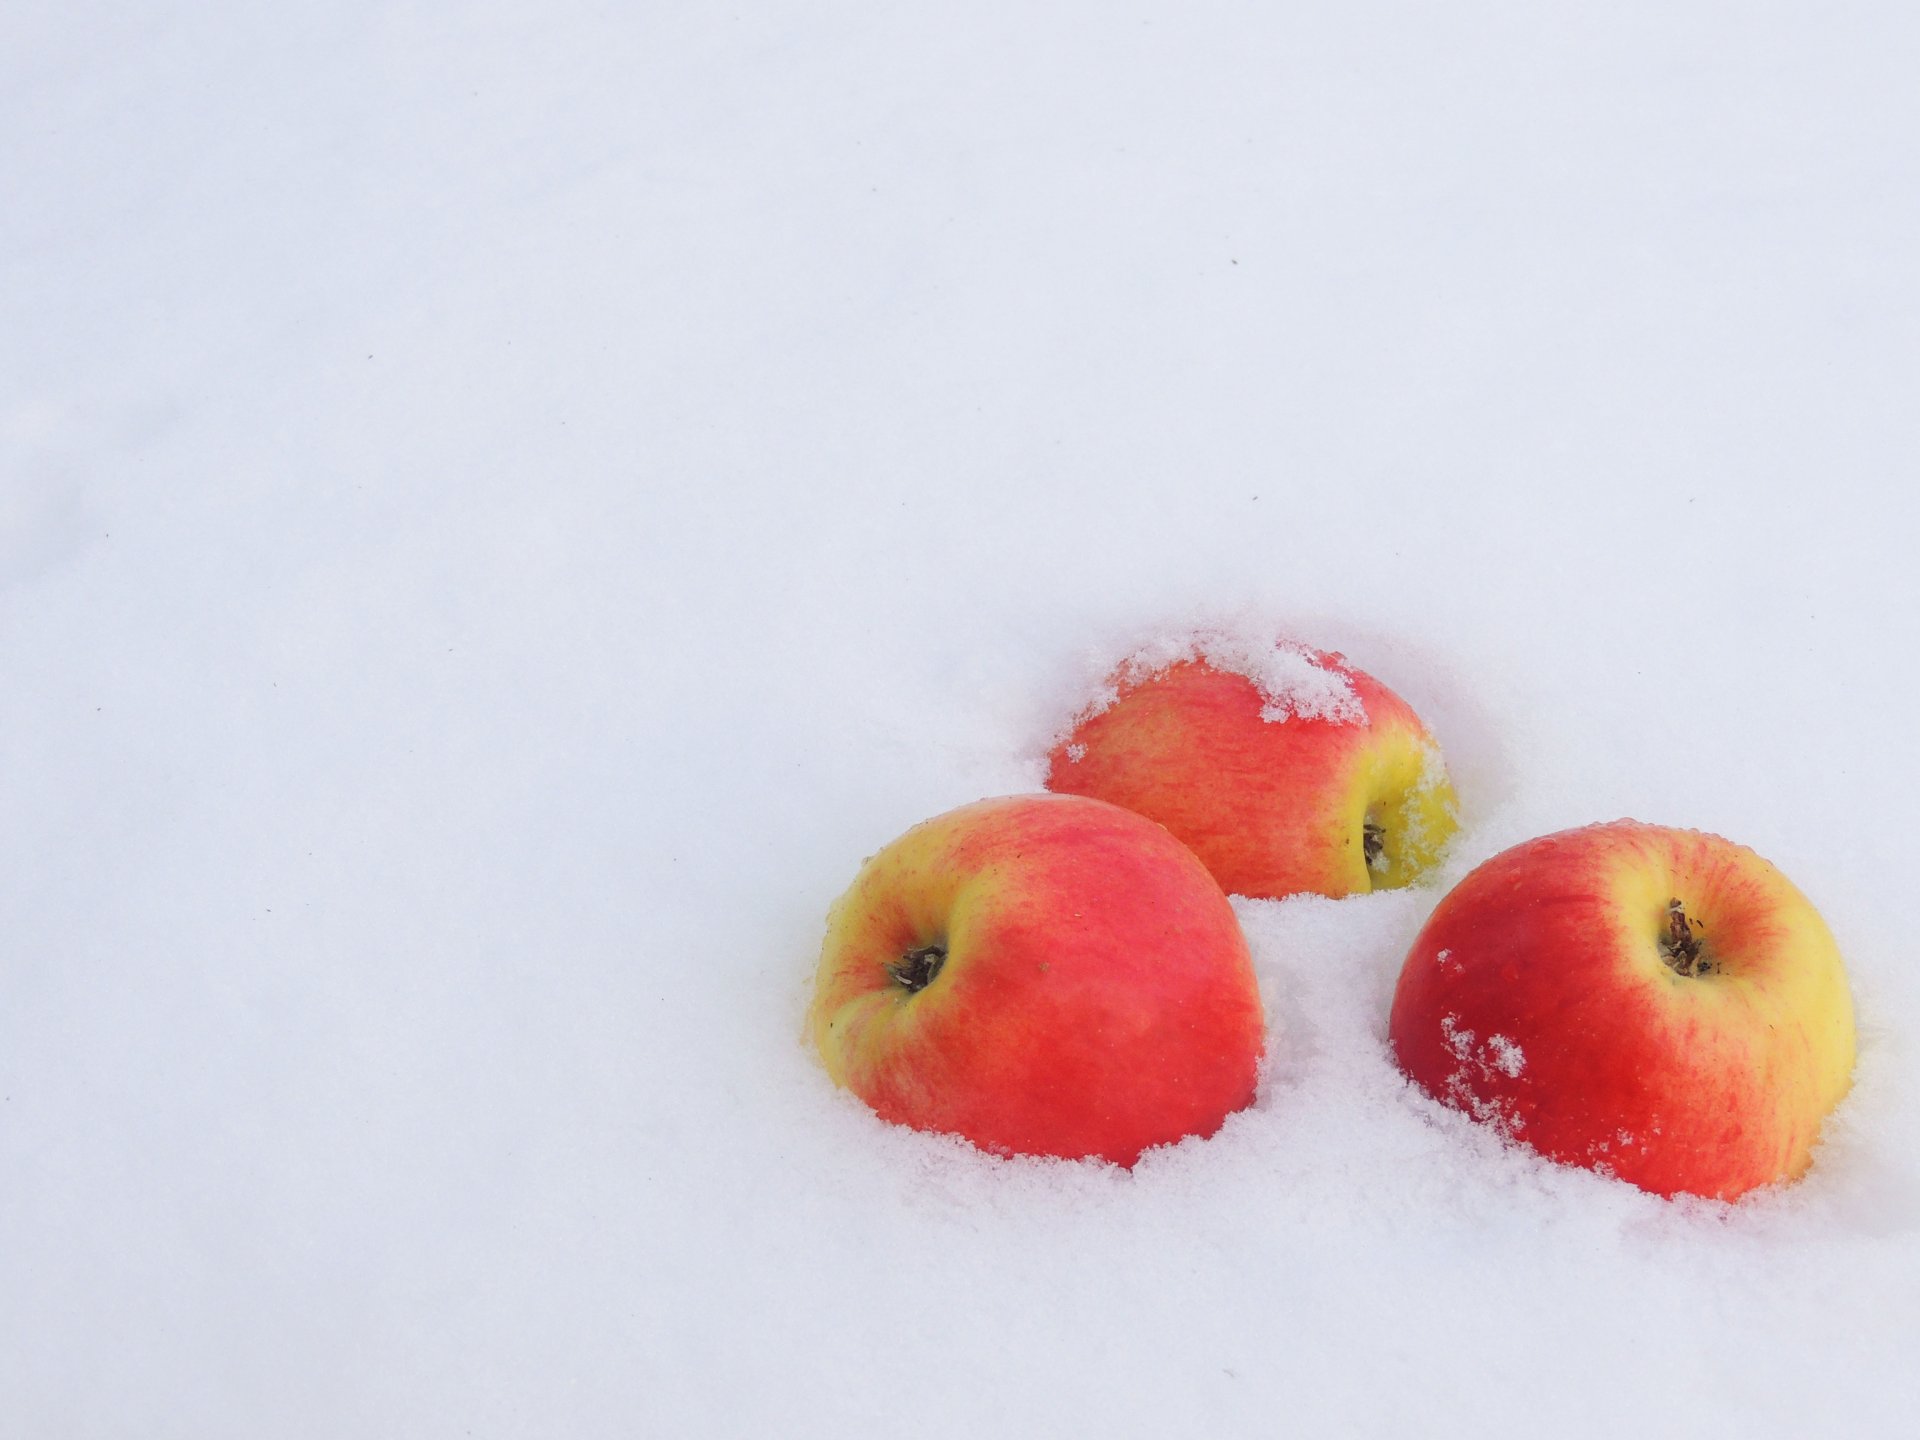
5, 4, 1919, 1434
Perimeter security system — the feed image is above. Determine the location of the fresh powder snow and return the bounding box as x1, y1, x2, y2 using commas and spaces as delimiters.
3, 4, 1918, 1438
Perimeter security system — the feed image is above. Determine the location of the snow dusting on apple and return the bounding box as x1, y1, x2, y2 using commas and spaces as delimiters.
1075, 626, 1368, 726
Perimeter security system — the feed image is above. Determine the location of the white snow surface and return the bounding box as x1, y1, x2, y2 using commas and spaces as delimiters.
6, 4, 1920, 1436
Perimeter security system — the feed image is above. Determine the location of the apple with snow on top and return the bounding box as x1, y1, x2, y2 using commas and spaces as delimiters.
1389, 821, 1856, 1200
807, 793, 1266, 1166
1045, 632, 1458, 900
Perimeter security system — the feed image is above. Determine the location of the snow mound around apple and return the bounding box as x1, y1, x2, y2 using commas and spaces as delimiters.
1065, 623, 1367, 732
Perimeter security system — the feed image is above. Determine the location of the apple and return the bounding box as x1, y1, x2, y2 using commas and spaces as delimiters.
807, 793, 1266, 1165
1045, 634, 1457, 900
1388, 821, 1856, 1199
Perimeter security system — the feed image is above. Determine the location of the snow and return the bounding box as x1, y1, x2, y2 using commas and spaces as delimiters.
1486, 1034, 1527, 1079
5, 3, 1920, 1436
1438, 1016, 1524, 1082
1072, 625, 1366, 726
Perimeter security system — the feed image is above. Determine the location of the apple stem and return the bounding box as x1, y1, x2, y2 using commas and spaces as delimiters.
886, 943, 947, 994
1660, 899, 1711, 977
1363, 822, 1386, 871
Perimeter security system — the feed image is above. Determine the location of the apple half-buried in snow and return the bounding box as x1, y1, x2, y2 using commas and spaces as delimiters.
1046, 634, 1457, 900
1389, 821, 1855, 1199
807, 793, 1265, 1166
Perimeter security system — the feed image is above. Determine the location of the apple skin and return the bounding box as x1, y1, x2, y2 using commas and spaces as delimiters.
1046, 646, 1457, 900
807, 794, 1266, 1166
1388, 821, 1856, 1200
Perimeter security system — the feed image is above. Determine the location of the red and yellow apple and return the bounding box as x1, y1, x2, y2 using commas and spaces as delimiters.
1389, 821, 1856, 1199
807, 793, 1266, 1165
1046, 636, 1457, 900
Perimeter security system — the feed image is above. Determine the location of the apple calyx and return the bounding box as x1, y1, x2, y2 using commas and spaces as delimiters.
1363, 821, 1387, 873
885, 943, 947, 993
1659, 898, 1712, 977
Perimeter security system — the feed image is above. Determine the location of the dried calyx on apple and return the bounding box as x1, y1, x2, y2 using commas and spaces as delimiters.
1363, 821, 1388, 871
1045, 629, 1459, 901
885, 942, 947, 993
1659, 898, 1711, 977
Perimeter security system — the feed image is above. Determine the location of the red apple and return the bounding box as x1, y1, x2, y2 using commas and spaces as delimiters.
1389, 821, 1856, 1199
1046, 634, 1457, 900
807, 793, 1265, 1165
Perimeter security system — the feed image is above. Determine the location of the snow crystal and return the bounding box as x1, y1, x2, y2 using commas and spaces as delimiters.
1439, 1018, 1526, 1082
1486, 1034, 1526, 1078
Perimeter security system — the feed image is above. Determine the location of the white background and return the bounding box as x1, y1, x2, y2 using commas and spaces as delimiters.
4, 3, 1918, 1434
